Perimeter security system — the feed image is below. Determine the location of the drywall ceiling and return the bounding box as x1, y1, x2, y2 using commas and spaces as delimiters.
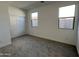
9, 1, 38, 9
0, 1, 55, 10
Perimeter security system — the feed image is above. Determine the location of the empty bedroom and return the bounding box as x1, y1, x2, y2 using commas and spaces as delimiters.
0, 1, 79, 57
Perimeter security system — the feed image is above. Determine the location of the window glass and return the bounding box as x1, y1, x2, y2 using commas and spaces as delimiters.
31, 12, 38, 27
59, 5, 75, 17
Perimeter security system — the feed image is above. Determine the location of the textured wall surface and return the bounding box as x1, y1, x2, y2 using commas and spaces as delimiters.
8, 6, 26, 38
0, 5, 11, 48
27, 2, 77, 45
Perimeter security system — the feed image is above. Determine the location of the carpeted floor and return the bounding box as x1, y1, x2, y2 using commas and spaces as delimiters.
0, 35, 78, 57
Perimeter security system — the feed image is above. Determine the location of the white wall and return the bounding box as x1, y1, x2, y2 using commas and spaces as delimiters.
0, 5, 11, 48
8, 6, 26, 38
76, 2, 79, 55
27, 1, 77, 45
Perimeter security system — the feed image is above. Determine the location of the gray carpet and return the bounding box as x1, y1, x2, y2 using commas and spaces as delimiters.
0, 35, 78, 57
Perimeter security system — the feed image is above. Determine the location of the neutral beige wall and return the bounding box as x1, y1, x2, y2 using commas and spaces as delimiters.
76, 2, 79, 54
0, 5, 11, 48
22, 9, 28, 34
8, 6, 26, 38
27, 1, 77, 45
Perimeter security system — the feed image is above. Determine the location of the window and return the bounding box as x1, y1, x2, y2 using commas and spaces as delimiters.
31, 12, 38, 27
58, 5, 75, 29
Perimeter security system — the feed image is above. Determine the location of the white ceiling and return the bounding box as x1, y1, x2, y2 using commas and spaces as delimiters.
0, 1, 55, 10
9, 1, 38, 9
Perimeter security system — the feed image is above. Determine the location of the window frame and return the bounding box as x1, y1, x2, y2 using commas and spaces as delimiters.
58, 5, 75, 30
31, 12, 38, 27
